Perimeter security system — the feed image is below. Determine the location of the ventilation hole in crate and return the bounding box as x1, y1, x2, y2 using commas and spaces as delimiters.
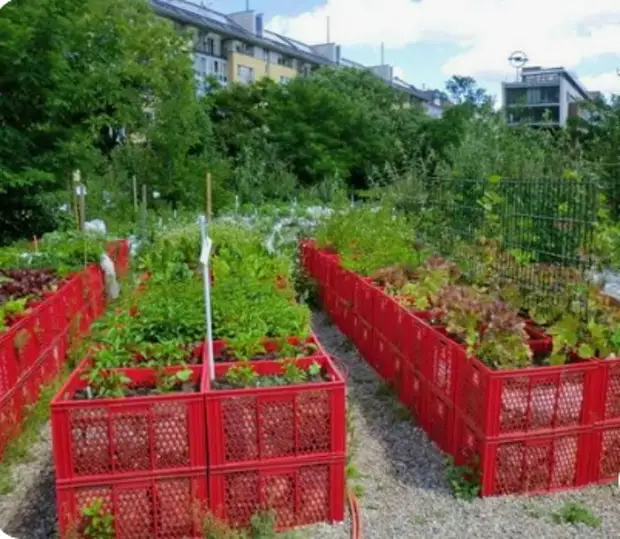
223, 397, 258, 462
260, 399, 294, 458
601, 427, 620, 478
298, 392, 331, 454
154, 402, 190, 468
156, 477, 195, 538
264, 474, 295, 528
224, 471, 260, 527
116, 485, 154, 539
298, 464, 329, 525
71, 408, 111, 475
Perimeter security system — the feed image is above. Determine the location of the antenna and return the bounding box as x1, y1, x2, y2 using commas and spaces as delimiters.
508, 50, 528, 81
380, 42, 385, 65
326, 16, 330, 43
245, 0, 250, 10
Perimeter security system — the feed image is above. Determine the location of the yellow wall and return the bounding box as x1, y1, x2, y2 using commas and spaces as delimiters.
265, 63, 298, 83
228, 51, 299, 84
228, 52, 267, 82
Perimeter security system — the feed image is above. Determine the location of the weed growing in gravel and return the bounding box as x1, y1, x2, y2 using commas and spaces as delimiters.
202, 510, 303, 538
81, 498, 115, 538
444, 456, 481, 501
0, 376, 64, 494
551, 502, 601, 528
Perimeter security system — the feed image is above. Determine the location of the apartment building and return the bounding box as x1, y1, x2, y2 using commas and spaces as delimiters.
150, 0, 445, 116
502, 66, 591, 127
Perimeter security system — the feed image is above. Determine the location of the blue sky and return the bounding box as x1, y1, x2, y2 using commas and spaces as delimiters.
208, 0, 620, 100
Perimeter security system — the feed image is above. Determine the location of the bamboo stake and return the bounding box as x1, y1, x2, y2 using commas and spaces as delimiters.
133, 175, 138, 214
205, 171, 212, 219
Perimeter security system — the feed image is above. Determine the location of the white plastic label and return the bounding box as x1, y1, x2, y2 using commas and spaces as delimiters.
200, 237, 213, 266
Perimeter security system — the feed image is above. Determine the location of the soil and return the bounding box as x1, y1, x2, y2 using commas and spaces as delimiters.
72, 381, 199, 400
212, 370, 329, 390
215, 342, 318, 362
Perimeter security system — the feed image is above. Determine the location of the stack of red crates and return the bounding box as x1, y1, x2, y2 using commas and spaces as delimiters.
300, 239, 617, 496
201, 337, 346, 531
51, 365, 207, 538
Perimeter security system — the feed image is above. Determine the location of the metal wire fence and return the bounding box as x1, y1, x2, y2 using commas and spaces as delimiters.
407, 175, 599, 316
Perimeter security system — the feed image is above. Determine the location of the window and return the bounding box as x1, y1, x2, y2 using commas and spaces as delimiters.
237, 65, 254, 82
213, 60, 219, 74
207, 38, 214, 55
277, 56, 285, 66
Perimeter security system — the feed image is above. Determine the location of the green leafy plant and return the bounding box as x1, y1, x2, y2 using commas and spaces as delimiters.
551, 502, 601, 528
83, 368, 131, 399
224, 362, 258, 388
445, 456, 480, 501
154, 368, 193, 394
81, 498, 115, 539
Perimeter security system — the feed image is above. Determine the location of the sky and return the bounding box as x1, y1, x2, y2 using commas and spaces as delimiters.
205, 0, 620, 101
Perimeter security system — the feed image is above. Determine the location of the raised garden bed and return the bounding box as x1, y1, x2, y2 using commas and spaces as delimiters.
51, 365, 206, 481
302, 239, 620, 496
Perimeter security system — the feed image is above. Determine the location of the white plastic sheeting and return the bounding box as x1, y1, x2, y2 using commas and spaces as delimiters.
100, 253, 119, 300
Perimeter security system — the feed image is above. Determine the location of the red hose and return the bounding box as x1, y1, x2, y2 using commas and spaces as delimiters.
348, 487, 363, 539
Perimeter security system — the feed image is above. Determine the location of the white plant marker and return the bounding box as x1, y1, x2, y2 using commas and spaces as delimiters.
199, 216, 215, 381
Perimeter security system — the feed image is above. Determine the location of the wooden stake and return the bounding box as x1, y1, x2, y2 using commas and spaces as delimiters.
132, 175, 138, 214
206, 172, 212, 219
33, 236, 39, 253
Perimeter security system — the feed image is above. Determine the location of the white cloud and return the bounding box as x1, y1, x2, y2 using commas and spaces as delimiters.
268, 0, 620, 89
393, 66, 405, 80
582, 71, 620, 94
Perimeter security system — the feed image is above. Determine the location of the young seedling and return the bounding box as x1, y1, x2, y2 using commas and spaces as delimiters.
81, 498, 114, 539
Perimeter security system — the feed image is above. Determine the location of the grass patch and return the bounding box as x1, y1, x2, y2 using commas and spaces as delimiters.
552, 502, 601, 528
0, 374, 66, 495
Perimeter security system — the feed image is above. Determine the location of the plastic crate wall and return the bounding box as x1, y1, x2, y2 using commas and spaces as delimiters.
202, 356, 346, 467
52, 366, 206, 482
457, 356, 600, 438
56, 470, 207, 539
208, 456, 345, 530
454, 412, 591, 496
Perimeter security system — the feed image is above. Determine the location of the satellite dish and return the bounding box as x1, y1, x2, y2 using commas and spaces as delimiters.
508, 51, 528, 68
508, 51, 528, 81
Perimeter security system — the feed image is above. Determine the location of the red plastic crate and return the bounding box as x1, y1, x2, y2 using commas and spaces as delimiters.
352, 316, 374, 368
52, 366, 206, 481
56, 470, 207, 539
314, 251, 339, 288
353, 278, 378, 324
330, 265, 358, 306
457, 355, 600, 438
373, 292, 405, 350
202, 356, 346, 467
589, 420, 620, 484
420, 384, 455, 454
0, 384, 23, 460
371, 331, 401, 384
596, 358, 620, 425
420, 326, 464, 402
399, 359, 425, 420
0, 335, 66, 460
208, 456, 345, 530
454, 413, 591, 496
401, 313, 433, 372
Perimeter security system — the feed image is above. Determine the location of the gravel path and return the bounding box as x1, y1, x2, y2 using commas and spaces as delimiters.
1, 313, 619, 539
310, 311, 620, 539
0, 424, 57, 538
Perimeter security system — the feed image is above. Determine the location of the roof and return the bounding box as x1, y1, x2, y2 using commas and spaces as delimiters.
150, 0, 446, 106
518, 66, 590, 99
150, 0, 333, 65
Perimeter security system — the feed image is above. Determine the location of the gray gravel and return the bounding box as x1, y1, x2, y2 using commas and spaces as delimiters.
0, 424, 57, 538
1, 313, 619, 539
310, 311, 620, 539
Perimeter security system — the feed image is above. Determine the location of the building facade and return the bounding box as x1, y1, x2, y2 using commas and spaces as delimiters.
502, 66, 591, 127
150, 0, 445, 116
